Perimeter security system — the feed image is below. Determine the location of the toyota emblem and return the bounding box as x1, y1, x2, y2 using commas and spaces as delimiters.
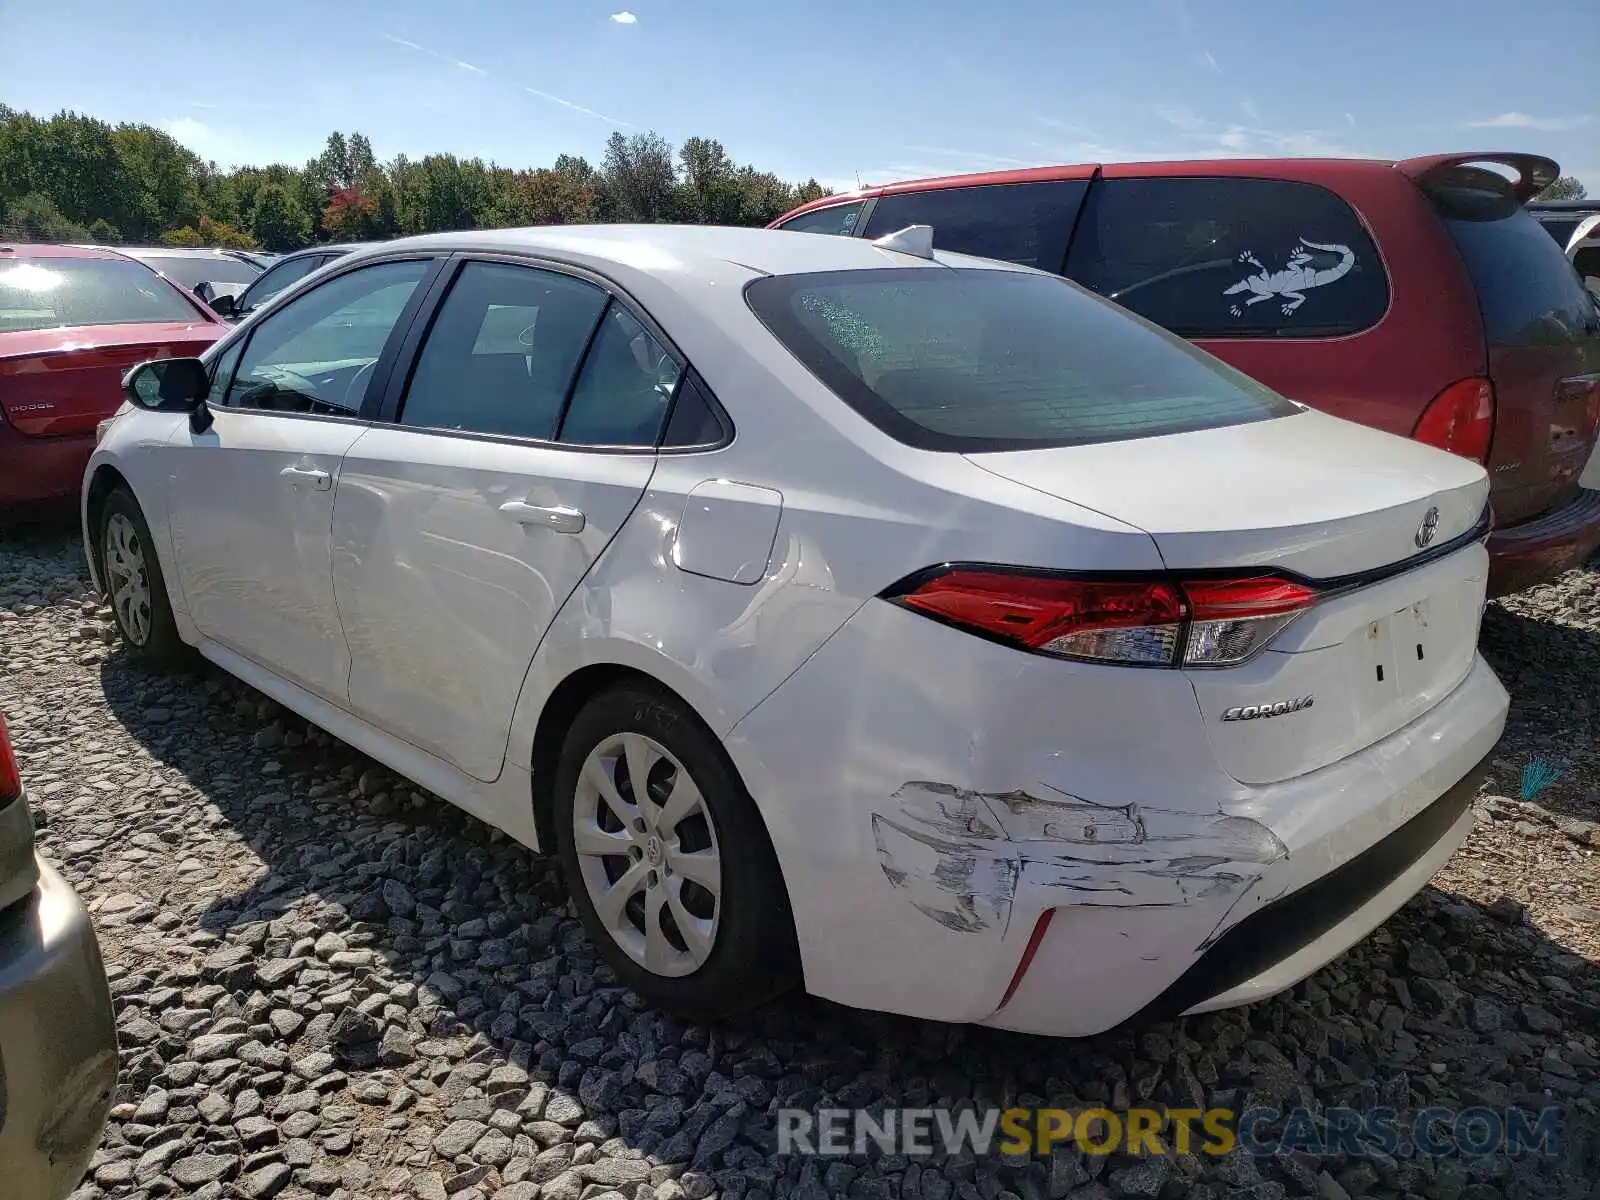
1415, 506, 1440, 549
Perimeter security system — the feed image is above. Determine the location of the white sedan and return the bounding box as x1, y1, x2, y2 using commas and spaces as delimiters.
83, 224, 1508, 1037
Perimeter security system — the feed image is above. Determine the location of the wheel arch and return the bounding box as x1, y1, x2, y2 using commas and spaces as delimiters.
83, 463, 136, 595
527, 662, 768, 859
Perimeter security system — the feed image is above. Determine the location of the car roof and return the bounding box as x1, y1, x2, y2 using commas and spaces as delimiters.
118, 246, 256, 259
342, 224, 1026, 282
1528, 199, 1600, 211
0, 242, 134, 261
776, 151, 1560, 221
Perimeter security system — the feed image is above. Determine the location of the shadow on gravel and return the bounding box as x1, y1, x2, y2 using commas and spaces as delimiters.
78, 600, 1600, 1198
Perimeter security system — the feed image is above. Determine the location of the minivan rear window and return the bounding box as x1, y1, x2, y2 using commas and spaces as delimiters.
1429, 174, 1600, 346
745, 267, 1300, 452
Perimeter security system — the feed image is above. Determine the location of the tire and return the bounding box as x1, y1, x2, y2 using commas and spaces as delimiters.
98, 487, 189, 669
553, 683, 800, 1018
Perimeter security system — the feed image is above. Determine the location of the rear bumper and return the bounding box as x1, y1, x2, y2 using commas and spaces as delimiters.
0, 421, 96, 510
0, 858, 119, 1200
727, 592, 1509, 1037
1487, 486, 1600, 596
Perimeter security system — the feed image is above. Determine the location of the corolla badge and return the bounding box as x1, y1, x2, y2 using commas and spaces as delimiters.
1221, 697, 1314, 722
1415, 506, 1441, 549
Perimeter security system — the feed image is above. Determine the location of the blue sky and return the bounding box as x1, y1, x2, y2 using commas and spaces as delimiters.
2, 0, 1595, 192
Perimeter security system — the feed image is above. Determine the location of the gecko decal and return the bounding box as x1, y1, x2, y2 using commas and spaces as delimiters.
1223, 238, 1355, 317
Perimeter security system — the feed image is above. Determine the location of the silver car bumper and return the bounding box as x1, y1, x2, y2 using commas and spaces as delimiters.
0, 853, 119, 1200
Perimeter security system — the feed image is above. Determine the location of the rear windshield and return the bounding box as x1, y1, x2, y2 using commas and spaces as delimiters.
0, 257, 198, 333
1430, 173, 1600, 346
744, 267, 1300, 451
133, 255, 261, 289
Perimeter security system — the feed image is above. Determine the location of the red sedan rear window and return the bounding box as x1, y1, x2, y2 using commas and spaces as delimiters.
0, 257, 198, 333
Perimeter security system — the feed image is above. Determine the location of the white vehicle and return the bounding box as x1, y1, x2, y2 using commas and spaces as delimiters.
83, 225, 1508, 1037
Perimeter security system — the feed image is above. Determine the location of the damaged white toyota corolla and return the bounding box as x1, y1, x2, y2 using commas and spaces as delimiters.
82, 224, 1507, 1037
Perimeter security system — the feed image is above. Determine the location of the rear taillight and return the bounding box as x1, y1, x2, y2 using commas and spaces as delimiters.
0, 715, 20, 802
885, 568, 1317, 668
1412, 377, 1495, 464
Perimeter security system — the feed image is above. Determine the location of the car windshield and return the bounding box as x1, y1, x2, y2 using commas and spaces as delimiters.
744, 267, 1299, 451
133, 255, 261, 289
0, 257, 198, 333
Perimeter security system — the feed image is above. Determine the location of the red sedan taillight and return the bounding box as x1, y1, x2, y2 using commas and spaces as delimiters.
0, 714, 21, 802
885, 568, 1317, 668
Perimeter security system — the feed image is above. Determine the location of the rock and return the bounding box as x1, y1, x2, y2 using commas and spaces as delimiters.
170, 1155, 238, 1186
191, 1032, 250, 1061
1406, 942, 1449, 979
238, 1162, 292, 1199
432, 1120, 488, 1158
329, 1007, 380, 1047
379, 1024, 417, 1065
382, 879, 416, 917
1520, 1004, 1562, 1035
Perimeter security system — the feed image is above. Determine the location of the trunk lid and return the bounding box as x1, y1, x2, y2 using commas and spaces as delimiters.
1422, 165, 1600, 524
0, 322, 220, 437
967, 408, 1493, 784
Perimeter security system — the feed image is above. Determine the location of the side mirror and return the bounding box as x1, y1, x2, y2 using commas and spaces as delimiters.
123, 357, 209, 413
206, 291, 238, 317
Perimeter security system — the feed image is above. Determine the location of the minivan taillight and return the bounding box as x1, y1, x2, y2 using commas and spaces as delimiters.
1412, 377, 1495, 464
0, 714, 20, 802
884, 568, 1316, 668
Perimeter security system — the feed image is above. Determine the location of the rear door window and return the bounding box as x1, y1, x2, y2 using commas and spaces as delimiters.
1065, 177, 1390, 338
859, 181, 1086, 272
776, 201, 865, 237
744, 266, 1298, 452
1429, 175, 1600, 346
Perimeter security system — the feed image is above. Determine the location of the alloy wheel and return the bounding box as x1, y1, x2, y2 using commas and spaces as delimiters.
571, 731, 722, 977
103, 512, 152, 646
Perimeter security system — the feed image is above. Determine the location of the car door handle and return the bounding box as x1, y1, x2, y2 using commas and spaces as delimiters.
280, 465, 332, 491
498, 501, 585, 534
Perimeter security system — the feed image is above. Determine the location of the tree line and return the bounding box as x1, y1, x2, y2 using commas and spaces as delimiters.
3, 104, 1588, 253
0, 105, 833, 250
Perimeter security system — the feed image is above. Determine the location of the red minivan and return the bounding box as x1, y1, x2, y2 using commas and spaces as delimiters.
771, 152, 1600, 596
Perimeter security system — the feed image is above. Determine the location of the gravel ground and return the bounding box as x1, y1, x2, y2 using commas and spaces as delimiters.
1, 523, 1598, 1200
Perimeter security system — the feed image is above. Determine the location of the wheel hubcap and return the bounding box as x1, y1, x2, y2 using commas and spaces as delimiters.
572, 732, 722, 978
103, 513, 152, 646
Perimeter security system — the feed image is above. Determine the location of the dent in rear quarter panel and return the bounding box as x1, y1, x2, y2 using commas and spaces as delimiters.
1177, 163, 1486, 435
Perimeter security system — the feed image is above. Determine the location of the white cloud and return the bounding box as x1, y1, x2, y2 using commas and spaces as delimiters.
455, 60, 486, 74
380, 33, 424, 51
1201, 48, 1219, 72
610, 11, 638, 23
1466, 112, 1592, 132
1346, 112, 1357, 128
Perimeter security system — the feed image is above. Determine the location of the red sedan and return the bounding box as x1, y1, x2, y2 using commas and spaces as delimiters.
0, 244, 226, 512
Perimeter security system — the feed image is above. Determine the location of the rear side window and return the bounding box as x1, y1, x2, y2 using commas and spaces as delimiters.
1065, 178, 1389, 338
1429, 173, 1600, 346
745, 267, 1299, 452
860, 182, 1085, 272
399, 261, 608, 440
240, 254, 325, 313
135, 255, 261, 288
776, 201, 865, 237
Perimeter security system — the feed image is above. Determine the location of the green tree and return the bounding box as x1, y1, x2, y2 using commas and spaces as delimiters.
250, 182, 313, 250
4, 192, 90, 241
159, 226, 206, 246
602, 131, 678, 222
1536, 175, 1588, 202
87, 217, 122, 244
677, 136, 743, 225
